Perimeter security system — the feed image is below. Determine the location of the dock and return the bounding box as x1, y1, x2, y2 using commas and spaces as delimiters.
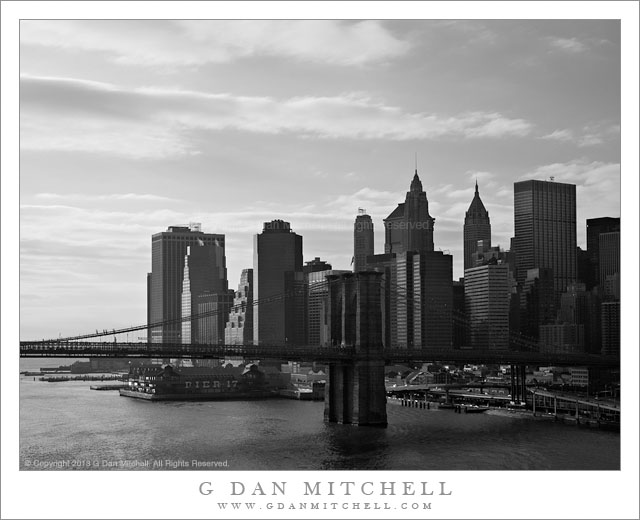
90, 384, 126, 391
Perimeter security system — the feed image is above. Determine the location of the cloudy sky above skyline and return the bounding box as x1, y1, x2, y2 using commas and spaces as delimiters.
19, 19, 622, 339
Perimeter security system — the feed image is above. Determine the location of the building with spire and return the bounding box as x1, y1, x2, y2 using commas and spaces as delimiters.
373, 169, 452, 350
463, 181, 491, 272
384, 170, 435, 255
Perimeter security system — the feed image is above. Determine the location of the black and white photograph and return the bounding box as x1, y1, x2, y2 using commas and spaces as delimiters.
2, 2, 638, 519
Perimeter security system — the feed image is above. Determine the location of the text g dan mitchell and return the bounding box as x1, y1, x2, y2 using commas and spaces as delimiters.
199, 480, 453, 497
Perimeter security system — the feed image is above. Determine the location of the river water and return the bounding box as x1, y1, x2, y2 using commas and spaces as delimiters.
19, 360, 619, 471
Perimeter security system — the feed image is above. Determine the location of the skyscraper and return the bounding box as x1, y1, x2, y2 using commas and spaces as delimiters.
559, 282, 600, 354
149, 224, 227, 344
395, 250, 453, 349
586, 217, 620, 290
464, 263, 510, 350
599, 231, 620, 294
181, 242, 231, 345
253, 220, 305, 345
539, 323, 585, 354
601, 301, 620, 356
384, 170, 435, 255
225, 269, 254, 345
463, 181, 491, 272
513, 179, 577, 294
353, 210, 374, 272
521, 267, 556, 340
412, 251, 453, 349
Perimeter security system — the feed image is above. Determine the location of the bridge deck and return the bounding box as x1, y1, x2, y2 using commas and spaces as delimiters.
19, 341, 620, 367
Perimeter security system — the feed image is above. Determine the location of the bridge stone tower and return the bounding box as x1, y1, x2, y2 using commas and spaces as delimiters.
324, 272, 387, 427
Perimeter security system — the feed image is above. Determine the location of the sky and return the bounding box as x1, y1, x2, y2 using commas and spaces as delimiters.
18, 19, 622, 340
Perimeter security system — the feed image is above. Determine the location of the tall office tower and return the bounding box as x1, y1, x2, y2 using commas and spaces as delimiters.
253, 220, 305, 345
464, 263, 510, 350
560, 282, 600, 354
463, 181, 491, 271
225, 269, 254, 345
384, 170, 435, 255
181, 242, 231, 344
395, 252, 414, 348
307, 269, 350, 346
149, 224, 226, 344
521, 268, 556, 340
513, 180, 576, 294
394, 251, 452, 349
599, 231, 620, 296
146, 272, 152, 342
586, 217, 620, 290
576, 247, 591, 287
452, 279, 466, 348
366, 253, 397, 348
601, 301, 620, 356
412, 251, 453, 349
303, 257, 332, 275
539, 323, 584, 354
354, 210, 374, 272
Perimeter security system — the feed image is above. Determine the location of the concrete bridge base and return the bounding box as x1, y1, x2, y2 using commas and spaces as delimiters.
324, 360, 387, 426
323, 271, 387, 427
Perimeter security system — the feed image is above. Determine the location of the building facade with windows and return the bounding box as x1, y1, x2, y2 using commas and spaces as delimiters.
181, 242, 232, 345
253, 220, 305, 345
149, 224, 227, 344
225, 269, 254, 345
464, 263, 510, 350
353, 211, 374, 272
513, 180, 576, 294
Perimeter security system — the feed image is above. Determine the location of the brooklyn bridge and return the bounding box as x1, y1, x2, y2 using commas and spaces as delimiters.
20, 272, 619, 427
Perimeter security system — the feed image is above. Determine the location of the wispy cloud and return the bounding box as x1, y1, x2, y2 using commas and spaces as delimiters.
541, 128, 575, 142
520, 159, 620, 187
34, 193, 181, 202
540, 122, 619, 147
464, 170, 498, 188
434, 21, 499, 47
21, 20, 411, 67
547, 37, 588, 54
21, 75, 534, 159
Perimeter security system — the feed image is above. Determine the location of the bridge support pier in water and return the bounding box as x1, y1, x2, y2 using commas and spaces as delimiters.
324, 272, 387, 427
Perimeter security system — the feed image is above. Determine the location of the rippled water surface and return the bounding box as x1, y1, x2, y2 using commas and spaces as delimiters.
19, 362, 619, 471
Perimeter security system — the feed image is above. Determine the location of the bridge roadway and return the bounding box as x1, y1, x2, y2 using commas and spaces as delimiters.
386, 382, 511, 392
19, 341, 620, 367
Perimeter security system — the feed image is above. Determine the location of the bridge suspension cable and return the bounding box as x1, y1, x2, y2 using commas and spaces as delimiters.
30, 275, 575, 354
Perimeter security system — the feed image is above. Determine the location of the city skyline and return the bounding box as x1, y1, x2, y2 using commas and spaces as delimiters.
4, 4, 639, 520
19, 19, 621, 340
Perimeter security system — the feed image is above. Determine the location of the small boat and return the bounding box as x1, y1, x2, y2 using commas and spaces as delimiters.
460, 404, 490, 413
438, 402, 455, 409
